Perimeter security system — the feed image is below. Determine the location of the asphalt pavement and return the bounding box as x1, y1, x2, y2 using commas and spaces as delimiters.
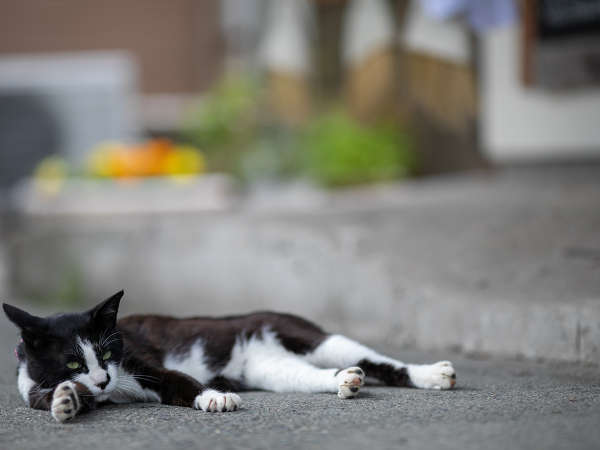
1, 317, 599, 450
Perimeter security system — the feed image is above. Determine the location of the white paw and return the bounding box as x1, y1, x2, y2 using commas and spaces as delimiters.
336, 367, 365, 399
409, 361, 456, 390
193, 389, 242, 412
51, 381, 80, 422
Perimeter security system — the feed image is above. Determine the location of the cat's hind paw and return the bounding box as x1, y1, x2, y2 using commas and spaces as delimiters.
409, 361, 456, 390
51, 381, 80, 422
194, 390, 242, 412
336, 367, 365, 399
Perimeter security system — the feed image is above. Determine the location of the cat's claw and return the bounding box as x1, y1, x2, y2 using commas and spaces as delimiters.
51, 381, 80, 422
194, 390, 242, 412
408, 360, 456, 390
336, 367, 365, 399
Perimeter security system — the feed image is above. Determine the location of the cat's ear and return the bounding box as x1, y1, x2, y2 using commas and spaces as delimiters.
89, 290, 123, 329
2, 303, 46, 333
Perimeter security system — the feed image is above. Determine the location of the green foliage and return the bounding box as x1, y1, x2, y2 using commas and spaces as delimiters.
182, 74, 261, 171
181, 75, 417, 188
301, 111, 416, 187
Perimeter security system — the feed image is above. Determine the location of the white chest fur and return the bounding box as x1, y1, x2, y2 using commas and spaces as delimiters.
17, 363, 36, 404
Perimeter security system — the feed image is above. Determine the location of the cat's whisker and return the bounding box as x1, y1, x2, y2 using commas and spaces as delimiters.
131, 375, 160, 382
100, 330, 121, 347
102, 334, 120, 344
118, 383, 147, 394
115, 379, 143, 388
113, 384, 141, 398
115, 385, 138, 395
116, 383, 139, 392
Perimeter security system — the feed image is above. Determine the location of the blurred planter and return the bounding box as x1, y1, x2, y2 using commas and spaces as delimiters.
345, 47, 398, 121
12, 174, 236, 216
398, 48, 487, 175
266, 71, 311, 126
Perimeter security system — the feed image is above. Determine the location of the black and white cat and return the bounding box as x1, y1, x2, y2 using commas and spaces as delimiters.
3, 290, 456, 422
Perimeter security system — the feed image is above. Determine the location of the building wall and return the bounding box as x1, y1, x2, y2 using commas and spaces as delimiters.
481, 26, 600, 161
0, 0, 223, 94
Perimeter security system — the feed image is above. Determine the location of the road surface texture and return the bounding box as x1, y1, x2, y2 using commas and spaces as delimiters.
1, 318, 599, 450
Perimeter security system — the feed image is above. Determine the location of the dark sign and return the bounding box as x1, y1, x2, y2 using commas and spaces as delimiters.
538, 0, 600, 39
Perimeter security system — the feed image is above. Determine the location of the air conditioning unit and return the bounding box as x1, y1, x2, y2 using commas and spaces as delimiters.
0, 51, 140, 188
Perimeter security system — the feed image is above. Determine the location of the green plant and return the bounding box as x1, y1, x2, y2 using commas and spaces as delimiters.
181, 74, 261, 171
301, 111, 416, 187
181, 74, 417, 187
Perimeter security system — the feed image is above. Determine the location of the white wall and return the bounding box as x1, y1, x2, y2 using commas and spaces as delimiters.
481, 26, 600, 161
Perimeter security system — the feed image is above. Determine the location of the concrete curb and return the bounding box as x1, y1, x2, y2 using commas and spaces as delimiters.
5, 168, 600, 363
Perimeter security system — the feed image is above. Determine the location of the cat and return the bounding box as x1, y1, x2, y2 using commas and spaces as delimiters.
3, 290, 456, 422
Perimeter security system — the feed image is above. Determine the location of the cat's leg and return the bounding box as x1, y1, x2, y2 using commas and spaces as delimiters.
49, 381, 96, 422
120, 357, 242, 412
27, 379, 96, 422
205, 376, 246, 393
164, 371, 242, 412
242, 352, 365, 399
305, 334, 456, 390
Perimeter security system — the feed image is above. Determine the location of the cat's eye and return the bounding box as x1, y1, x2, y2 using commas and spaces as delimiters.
102, 351, 112, 360
66, 361, 80, 369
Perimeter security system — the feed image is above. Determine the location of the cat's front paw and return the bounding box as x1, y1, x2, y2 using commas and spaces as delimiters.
51, 381, 80, 422
336, 367, 365, 399
409, 361, 456, 390
193, 389, 242, 412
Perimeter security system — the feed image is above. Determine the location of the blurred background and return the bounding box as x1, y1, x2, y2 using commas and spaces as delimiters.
0, 0, 599, 363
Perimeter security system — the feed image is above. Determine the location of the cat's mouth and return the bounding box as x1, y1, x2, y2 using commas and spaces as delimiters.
93, 379, 117, 401
92, 383, 113, 394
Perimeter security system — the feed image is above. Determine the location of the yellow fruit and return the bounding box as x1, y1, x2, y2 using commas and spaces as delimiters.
165, 146, 206, 175
87, 142, 126, 177
33, 156, 69, 194
87, 140, 205, 179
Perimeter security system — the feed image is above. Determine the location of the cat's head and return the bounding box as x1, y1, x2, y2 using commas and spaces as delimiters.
3, 290, 124, 400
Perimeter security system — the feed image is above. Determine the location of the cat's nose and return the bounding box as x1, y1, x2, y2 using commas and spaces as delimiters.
96, 373, 111, 390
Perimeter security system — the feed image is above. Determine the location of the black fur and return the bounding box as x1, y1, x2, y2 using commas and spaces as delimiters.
356, 359, 412, 387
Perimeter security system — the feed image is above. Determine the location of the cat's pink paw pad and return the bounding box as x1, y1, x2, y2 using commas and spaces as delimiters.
194, 390, 242, 412
336, 367, 365, 399
51, 381, 80, 422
